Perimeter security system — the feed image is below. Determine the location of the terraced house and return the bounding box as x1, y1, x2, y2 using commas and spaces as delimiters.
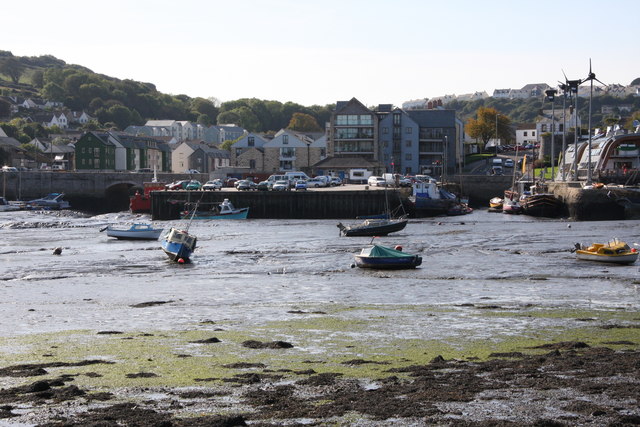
75, 131, 171, 172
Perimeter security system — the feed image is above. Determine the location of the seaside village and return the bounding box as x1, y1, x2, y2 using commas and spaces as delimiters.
2, 81, 640, 263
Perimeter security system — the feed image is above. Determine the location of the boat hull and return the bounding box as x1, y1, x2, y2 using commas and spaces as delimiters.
184, 208, 249, 220
354, 255, 422, 269
106, 228, 162, 240
521, 194, 562, 217
576, 251, 638, 264
338, 219, 407, 237
161, 228, 197, 262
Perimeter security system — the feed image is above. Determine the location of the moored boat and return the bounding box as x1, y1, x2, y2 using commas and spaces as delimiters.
0, 196, 20, 212
409, 179, 457, 217
489, 197, 503, 210
130, 182, 166, 213
354, 244, 422, 269
181, 199, 249, 220
574, 239, 638, 265
338, 215, 408, 237
103, 223, 163, 240
161, 227, 197, 262
26, 193, 70, 210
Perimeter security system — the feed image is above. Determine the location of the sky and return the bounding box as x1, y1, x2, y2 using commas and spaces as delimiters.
3, 0, 639, 107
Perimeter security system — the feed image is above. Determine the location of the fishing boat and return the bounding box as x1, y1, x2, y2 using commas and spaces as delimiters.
337, 215, 408, 237
161, 227, 197, 262
354, 243, 422, 269
181, 199, 249, 220
447, 202, 473, 216
409, 178, 457, 217
130, 181, 166, 213
574, 239, 638, 265
102, 223, 163, 240
27, 193, 70, 210
519, 183, 563, 218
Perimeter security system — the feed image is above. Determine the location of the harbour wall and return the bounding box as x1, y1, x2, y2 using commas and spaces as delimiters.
549, 182, 639, 221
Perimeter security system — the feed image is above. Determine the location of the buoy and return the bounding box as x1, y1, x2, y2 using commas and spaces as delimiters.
394, 245, 403, 251
177, 258, 185, 264
567, 224, 572, 228
53, 247, 62, 255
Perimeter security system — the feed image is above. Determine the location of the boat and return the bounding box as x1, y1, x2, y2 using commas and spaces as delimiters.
102, 223, 163, 240
502, 190, 522, 214
337, 215, 408, 237
354, 243, 422, 269
130, 181, 166, 213
519, 182, 563, 218
26, 193, 70, 210
161, 227, 197, 262
447, 202, 473, 216
409, 178, 457, 217
574, 239, 638, 265
181, 199, 249, 220
489, 197, 503, 210
0, 197, 20, 212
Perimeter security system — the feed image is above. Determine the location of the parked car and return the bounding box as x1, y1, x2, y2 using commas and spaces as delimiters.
185, 180, 202, 190
367, 176, 386, 187
203, 180, 223, 190
398, 177, 413, 187
184, 169, 201, 174
295, 180, 307, 191
236, 180, 257, 191
165, 180, 189, 190
2, 166, 18, 172
272, 180, 289, 191
257, 181, 270, 191
330, 177, 342, 186
503, 158, 515, 168
490, 166, 504, 176
306, 177, 325, 188
225, 177, 239, 187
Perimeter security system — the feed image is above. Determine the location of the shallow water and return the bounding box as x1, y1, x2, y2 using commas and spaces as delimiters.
1, 210, 638, 341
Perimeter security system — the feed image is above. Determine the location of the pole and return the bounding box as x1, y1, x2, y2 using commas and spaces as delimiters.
550, 95, 555, 181
561, 89, 567, 181
573, 90, 579, 181
443, 135, 448, 183
586, 79, 593, 186
495, 114, 498, 156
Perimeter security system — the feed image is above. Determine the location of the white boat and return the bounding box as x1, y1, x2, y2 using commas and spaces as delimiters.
27, 193, 70, 210
0, 197, 20, 212
103, 223, 163, 240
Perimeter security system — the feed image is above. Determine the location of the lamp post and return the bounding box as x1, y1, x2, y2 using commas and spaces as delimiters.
442, 135, 448, 183
545, 89, 558, 181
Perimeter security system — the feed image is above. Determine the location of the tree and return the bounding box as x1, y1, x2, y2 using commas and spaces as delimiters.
631, 77, 640, 86
287, 112, 322, 132
0, 57, 25, 84
465, 107, 511, 151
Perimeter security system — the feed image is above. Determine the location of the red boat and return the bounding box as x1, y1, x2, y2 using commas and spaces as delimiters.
130, 182, 166, 213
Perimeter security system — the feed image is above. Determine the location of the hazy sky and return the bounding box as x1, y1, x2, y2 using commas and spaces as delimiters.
4, 0, 638, 107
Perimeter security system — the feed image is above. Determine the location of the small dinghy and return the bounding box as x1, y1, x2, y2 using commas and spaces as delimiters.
354, 243, 422, 269
103, 223, 163, 240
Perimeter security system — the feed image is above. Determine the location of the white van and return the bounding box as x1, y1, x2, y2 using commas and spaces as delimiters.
285, 171, 310, 182
266, 174, 290, 188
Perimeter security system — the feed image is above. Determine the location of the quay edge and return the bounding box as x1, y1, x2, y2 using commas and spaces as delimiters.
549, 182, 639, 221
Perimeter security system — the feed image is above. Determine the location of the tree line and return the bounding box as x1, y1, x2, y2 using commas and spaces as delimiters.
0, 51, 334, 135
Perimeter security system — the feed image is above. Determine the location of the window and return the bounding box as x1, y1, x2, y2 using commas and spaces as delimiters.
524, 131, 528, 137
405, 127, 412, 134
248, 136, 255, 147
393, 113, 401, 125
405, 140, 412, 147
249, 159, 256, 169
532, 131, 536, 137
235, 148, 242, 157
280, 147, 295, 157
283, 135, 289, 144
382, 127, 388, 134
405, 153, 412, 161
541, 124, 547, 132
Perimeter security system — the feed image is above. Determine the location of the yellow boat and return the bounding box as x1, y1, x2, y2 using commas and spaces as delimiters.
489, 197, 503, 210
574, 239, 638, 265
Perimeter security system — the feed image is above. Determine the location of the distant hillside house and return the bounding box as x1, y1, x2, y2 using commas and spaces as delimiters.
515, 124, 537, 146
135, 121, 246, 144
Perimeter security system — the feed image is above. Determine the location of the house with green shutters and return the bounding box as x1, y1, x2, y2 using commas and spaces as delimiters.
75, 131, 171, 171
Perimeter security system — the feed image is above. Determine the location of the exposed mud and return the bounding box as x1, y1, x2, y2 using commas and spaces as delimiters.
1, 344, 639, 425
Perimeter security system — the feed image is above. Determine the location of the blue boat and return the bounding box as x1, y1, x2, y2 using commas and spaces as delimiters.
409, 179, 457, 216
181, 199, 249, 220
161, 228, 197, 262
354, 244, 422, 269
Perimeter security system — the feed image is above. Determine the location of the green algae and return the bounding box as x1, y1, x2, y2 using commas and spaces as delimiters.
1, 306, 638, 390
